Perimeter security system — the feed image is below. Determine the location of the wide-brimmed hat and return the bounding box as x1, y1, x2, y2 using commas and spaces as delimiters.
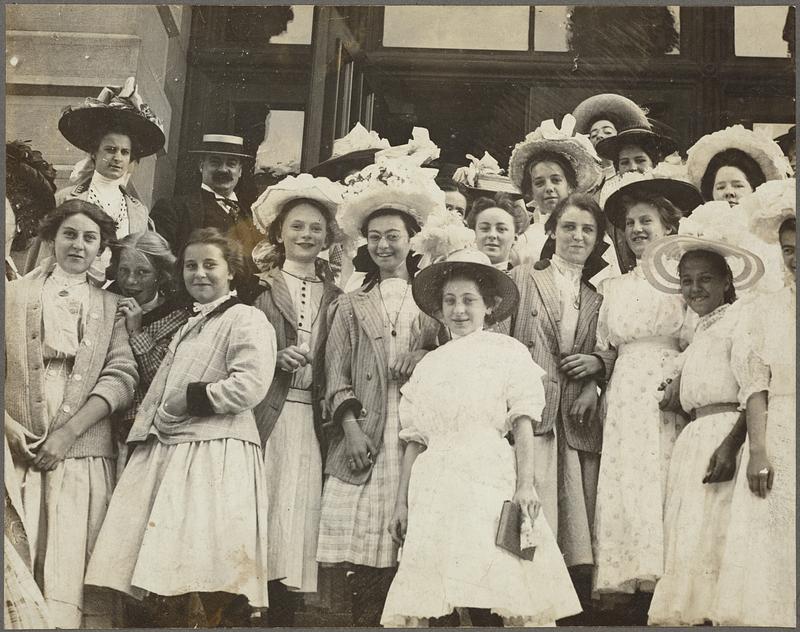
686, 125, 791, 190
572, 93, 651, 135
641, 200, 765, 294
58, 77, 165, 158
774, 125, 795, 155
309, 123, 391, 181
6, 140, 57, 248
251, 173, 345, 237
189, 134, 253, 159
595, 128, 678, 164
412, 248, 520, 325
601, 170, 703, 229
452, 152, 524, 199
739, 178, 796, 244
509, 114, 603, 194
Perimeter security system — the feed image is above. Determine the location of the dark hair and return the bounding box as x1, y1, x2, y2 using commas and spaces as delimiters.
360, 208, 421, 238
436, 177, 469, 199
779, 217, 796, 238
437, 269, 503, 325
266, 197, 341, 265
176, 227, 245, 295
38, 199, 117, 253
700, 148, 766, 201
91, 126, 142, 162
620, 193, 683, 234
678, 249, 737, 304
108, 231, 178, 295
612, 142, 659, 171
467, 193, 528, 235
521, 150, 578, 197
545, 192, 608, 250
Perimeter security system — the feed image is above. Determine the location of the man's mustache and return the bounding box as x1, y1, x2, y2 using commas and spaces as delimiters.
212, 171, 234, 182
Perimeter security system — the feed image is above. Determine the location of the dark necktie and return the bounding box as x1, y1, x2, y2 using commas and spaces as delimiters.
218, 197, 240, 222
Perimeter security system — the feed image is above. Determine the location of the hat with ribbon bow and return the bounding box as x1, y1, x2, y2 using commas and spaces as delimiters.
58, 77, 165, 158
452, 152, 523, 199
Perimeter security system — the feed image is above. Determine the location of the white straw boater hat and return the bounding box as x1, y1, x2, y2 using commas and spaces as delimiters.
509, 114, 603, 194
571, 93, 651, 135
642, 200, 765, 294
600, 166, 703, 229
686, 125, 792, 190
58, 77, 165, 158
308, 123, 391, 181
452, 152, 523, 199
412, 248, 520, 326
338, 129, 445, 243
189, 134, 253, 159
738, 178, 796, 244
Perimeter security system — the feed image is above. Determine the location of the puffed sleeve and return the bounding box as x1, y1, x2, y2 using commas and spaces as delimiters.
505, 341, 547, 431
398, 365, 431, 446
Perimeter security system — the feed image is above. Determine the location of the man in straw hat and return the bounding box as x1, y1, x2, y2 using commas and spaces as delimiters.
151, 133, 262, 300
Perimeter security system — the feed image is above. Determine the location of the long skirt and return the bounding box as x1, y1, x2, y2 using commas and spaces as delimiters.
265, 395, 322, 592
4, 535, 53, 629
85, 436, 271, 608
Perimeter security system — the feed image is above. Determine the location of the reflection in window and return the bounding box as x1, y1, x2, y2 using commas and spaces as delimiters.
382, 6, 529, 51
564, 6, 680, 56
255, 110, 305, 176
223, 6, 312, 45
735, 6, 791, 58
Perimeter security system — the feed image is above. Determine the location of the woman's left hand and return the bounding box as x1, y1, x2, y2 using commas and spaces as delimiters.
512, 484, 541, 524
390, 350, 428, 381
746, 450, 774, 498
31, 426, 77, 471
117, 297, 143, 334
559, 354, 603, 379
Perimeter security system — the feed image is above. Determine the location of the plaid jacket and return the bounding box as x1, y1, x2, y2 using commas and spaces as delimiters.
503, 261, 604, 453
323, 286, 440, 485
251, 267, 342, 449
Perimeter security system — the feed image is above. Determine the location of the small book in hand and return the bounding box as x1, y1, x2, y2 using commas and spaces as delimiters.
495, 500, 536, 561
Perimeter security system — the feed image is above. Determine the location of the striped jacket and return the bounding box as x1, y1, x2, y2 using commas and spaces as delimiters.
503, 261, 604, 454
323, 285, 440, 484
5, 270, 138, 458
251, 267, 342, 449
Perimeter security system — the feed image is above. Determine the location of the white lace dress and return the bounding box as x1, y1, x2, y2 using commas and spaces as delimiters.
592, 266, 689, 597
711, 284, 796, 626
380, 331, 581, 626
648, 302, 750, 625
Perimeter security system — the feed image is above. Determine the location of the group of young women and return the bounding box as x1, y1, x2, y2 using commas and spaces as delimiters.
4, 88, 796, 629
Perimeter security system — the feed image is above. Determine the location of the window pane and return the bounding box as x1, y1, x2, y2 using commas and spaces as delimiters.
533, 6, 570, 53
270, 5, 313, 45
754, 122, 793, 140
735, 6, 791, 58
255, 110, 305, 175
382, 6, 529, 51
224, 6, 312, 45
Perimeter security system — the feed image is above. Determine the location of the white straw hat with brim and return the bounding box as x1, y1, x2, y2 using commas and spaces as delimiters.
595, 128, 678, 163
509, 114, 603, 194
641, 200, 765, 294
686, 125, 792, 190
571, 93, 651, 135
338, 157, 447, 243
308, 123, 391, 180
601, 170, 703, 229
251, 173, 345, 237
739, 178, 796, 244
452, 152, 524, 199
411, 248, 520, 325
58, 77, 165, 158
189, 134, 253, 159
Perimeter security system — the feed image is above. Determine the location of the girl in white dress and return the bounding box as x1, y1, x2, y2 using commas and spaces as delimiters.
571, 175, 702, 607
85, 228, 276, 626
381, 249, 581, 627
640, 209, 766, 625
249, 175, 344, 624
316, 158, 446, 626
711, 190, 796, 626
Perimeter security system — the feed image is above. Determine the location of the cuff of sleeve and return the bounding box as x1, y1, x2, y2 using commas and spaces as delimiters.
128, 330, 156, 356
187, 382, 215, 416
332, 398, 364, 425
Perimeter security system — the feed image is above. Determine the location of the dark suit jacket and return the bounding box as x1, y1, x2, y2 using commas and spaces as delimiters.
250, 267, 342, 454
502, 261, 604, 454
150, 187, 263, 302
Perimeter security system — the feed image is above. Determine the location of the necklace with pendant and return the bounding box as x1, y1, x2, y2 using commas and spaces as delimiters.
378, 281, 409, 337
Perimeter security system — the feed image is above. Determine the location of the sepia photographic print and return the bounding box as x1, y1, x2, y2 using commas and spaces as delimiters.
4, 3, 796, 629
